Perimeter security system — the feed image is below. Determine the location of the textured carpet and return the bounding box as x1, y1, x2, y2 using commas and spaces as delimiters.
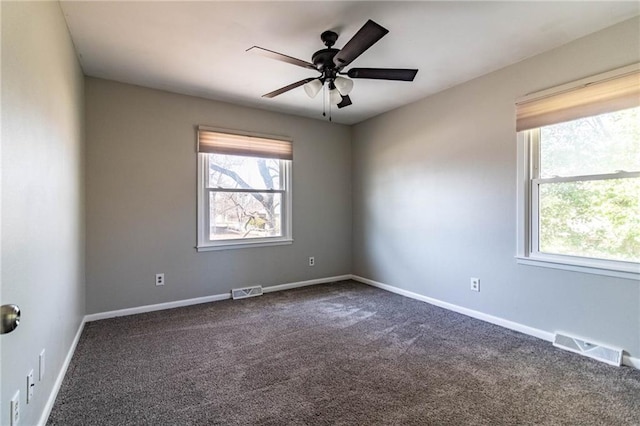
48, 281, 640, 425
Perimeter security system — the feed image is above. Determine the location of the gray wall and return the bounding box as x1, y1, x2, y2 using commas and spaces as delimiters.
85, 79, 352, 314
1, 2, 85, 425
352, 17, 640, 357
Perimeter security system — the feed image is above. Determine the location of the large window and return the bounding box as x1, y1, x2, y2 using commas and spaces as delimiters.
516, 65, 639, 278
196, 128, 292, 251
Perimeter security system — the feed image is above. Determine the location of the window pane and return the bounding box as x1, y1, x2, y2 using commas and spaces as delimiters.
209, 191, 282, 240
540, 107, 640, 178
539, 178, 640, 262
207, 154, 281, 190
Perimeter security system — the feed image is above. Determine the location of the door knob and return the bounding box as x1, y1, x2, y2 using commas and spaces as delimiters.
1, 304, 20, 334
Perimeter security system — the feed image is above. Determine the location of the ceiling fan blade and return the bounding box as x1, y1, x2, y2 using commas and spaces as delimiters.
337, 95, 352, 109
247, 46, 317, 70
262, 78, 317, 98
333, 20, 389, 69
347, 68, 418, 81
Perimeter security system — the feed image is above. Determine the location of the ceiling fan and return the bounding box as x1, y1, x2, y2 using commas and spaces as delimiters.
247, 19, 418, 113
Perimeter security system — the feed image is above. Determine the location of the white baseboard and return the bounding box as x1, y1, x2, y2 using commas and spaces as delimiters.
351, 274, 639, 370
84, 293, 231, 322
37, 317, 86, 426
351, 275, 554, 342
85, 275, 352, 322
623, 354, 640, 369
263, 275, 352, 293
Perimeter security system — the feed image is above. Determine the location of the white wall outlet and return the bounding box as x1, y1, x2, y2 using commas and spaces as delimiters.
470, 277, 480, 292
39, 349, 45, 381
10, 390, 20, 426
155, 273, 165, 286
26, 370, 34, 403
308, 257, 315, 267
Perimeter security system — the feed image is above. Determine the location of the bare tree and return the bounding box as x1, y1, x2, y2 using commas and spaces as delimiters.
209, 157, 281, 236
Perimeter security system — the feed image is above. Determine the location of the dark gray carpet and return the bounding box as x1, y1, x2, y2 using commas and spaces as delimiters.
48, 281, 640, 425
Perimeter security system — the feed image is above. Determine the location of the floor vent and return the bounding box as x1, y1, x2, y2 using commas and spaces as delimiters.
553, 333, 622, 366
231, 286, 263, 300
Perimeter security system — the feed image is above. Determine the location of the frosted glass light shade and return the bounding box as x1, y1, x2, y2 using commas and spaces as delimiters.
303, 79, 323, 98
329, 88, 342, 105
334, 77, 354, 95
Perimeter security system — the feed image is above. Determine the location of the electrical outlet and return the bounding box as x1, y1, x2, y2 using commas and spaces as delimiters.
39, 350, 45, 381
10, 390, 20, 426
308, 257, 315, 267
470, 277, 480, 292
26, 370, 34, 403
155, 273, 165, 286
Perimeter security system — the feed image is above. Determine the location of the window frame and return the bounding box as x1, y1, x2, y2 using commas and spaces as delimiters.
517, 130, 639, 279
196, 130, 293, 252
516, 64, 640, 281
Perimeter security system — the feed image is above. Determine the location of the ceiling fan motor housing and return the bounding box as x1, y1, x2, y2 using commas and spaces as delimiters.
312, 48, 339, 73
312, 30, 340, 76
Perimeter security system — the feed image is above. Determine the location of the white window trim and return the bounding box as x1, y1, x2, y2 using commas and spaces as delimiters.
196, 150, 293, 252
516, 128, 640, 281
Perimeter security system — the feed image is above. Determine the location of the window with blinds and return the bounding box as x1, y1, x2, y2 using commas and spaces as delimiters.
516, 65, 639, 277
196, 127, 293, 250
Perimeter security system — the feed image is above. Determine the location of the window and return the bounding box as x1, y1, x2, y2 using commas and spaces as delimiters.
197, 127, 292, 251
516, 65, 640, 278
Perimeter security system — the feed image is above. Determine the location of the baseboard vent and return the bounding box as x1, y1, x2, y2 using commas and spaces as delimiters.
231, 286, 263, 300
553, 333, 622, 366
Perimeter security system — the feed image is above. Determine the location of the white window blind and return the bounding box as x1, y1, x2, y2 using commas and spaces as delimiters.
516, 68, 640, 132
197, 128, 292, 160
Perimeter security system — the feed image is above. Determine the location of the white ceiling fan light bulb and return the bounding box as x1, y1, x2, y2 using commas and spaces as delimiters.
303, 79, 323, 98
329, 87, 342, 105
334, 77, 354, 95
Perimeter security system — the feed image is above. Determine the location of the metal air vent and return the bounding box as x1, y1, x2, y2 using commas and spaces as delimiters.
231, 286, 263, 300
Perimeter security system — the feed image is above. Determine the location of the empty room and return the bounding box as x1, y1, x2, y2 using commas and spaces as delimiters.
2, 1, 639, 425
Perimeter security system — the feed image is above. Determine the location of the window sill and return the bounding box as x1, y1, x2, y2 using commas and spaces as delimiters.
516, 255, 639, 280
197, 238, 293, 252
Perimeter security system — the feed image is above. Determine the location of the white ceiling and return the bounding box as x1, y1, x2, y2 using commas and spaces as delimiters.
59, 1, 639, 125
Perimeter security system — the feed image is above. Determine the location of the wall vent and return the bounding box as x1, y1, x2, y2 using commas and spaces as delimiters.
231, 285, 263, 300
553, 333, 622, 366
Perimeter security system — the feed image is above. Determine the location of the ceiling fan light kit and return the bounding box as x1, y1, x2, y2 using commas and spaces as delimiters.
248, 19, 418, 119
334, 76, 354, 96
303, 78, 323, 98
329, 85, 343, 105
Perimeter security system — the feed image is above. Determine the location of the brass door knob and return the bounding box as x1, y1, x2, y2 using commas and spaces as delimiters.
1, 304, 20, 334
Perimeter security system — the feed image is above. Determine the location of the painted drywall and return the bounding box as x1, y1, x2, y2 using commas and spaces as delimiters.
85, 78, 351, 313
352, 17, 640, 357
1, 2, 85, 425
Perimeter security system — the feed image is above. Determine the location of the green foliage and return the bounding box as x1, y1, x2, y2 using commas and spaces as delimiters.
537, 107, 639, 262
540, 179, 639, 262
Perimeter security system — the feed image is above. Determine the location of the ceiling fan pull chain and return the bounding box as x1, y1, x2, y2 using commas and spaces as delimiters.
322, 84, 327, 117
329, 99, 332, 122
